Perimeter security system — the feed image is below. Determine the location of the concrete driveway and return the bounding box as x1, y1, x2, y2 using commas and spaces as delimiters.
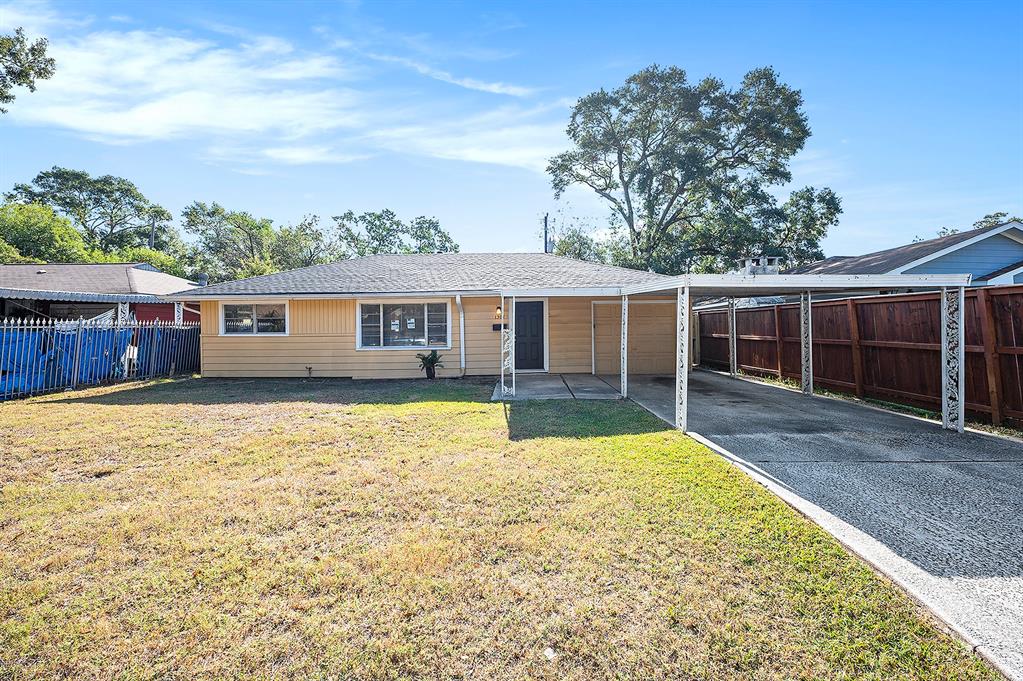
617, 370, 1023, 679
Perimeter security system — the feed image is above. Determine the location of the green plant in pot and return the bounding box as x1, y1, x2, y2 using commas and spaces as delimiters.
416, 350, 444, 379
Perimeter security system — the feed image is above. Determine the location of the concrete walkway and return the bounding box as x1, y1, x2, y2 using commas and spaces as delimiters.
610, 370, 1023, 679
490, 373, 620, 401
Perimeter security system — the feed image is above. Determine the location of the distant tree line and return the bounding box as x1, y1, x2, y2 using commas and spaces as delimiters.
1, 167, 460, 283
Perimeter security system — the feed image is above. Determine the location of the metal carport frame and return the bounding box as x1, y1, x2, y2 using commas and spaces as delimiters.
619, 273, 972, 434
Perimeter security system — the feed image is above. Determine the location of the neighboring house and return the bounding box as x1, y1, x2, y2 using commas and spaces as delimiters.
788, 220, 1023, 286
0, 262, 200, 321
168, 253, 679, 379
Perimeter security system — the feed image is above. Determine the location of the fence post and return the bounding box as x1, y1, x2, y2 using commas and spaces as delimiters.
70, 317, 84, 390
847, 298, 865, 398
978, 289, 1004, 425
773, 305, 784, 378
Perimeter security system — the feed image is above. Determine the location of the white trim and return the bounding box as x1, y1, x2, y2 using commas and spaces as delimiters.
168, 287, 623, 303
621, 273, 973, 296
590, 301, 596, 374
354, 298, 452, 351
590, 299, 674, 305
512, 297, 549, 373
892, 221, 1023, 274
455, 294, 465, 376
494, 287, 623, 297
219, 300, 290, 337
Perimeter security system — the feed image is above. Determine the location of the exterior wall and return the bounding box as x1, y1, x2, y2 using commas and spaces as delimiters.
200, 298, 464, 379
132, 303, 200, 322
548, 296, 609, 373
199, 295, 677, 379
905, 231, 1023, 282
593, 300, 677, 375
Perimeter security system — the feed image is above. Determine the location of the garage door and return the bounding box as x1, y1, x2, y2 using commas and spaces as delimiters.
593, 302, 676, 375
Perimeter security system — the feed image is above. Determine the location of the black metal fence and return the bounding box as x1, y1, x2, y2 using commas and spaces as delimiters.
0, 318, 200, 401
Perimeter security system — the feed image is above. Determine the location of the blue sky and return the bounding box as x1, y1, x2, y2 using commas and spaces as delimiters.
1, 0, 1021, 257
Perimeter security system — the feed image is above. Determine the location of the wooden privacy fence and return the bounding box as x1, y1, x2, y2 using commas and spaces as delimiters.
696, 285, 1023, 426
0, 317, 200, 401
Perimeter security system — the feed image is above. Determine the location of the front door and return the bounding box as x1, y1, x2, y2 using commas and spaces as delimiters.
515, 301, 544, 370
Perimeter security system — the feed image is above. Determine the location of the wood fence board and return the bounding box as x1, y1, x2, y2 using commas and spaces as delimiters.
696, 285, 1023, 426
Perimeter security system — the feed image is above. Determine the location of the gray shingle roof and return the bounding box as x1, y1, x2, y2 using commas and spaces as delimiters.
181, 253, 670, 297
0, 263, 196, 302
786, 222, 1017, 275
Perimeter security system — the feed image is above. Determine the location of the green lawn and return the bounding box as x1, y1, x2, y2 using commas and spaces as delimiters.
0, 377, 996, 680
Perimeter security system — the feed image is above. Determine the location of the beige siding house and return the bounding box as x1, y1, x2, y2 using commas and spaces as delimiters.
175, 253, 677, 380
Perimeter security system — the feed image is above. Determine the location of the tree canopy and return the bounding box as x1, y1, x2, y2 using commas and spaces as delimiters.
548, 65, 839, 273
0, 203, 89, 262
0, 27, 55, 113
7, 167, 174, 252
333, 210, 459, 257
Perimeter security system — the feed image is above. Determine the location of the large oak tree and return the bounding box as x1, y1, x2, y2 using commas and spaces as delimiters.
549, 65, 838, 272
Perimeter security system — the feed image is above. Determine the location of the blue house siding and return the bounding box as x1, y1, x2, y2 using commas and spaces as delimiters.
904, 230, 1023, 283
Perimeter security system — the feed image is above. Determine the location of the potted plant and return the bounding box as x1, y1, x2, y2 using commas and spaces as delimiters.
416, 350, 444, 379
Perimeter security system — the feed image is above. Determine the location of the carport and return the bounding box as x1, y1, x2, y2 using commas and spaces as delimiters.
497, 273, 972, 433
619, 274, 972, 432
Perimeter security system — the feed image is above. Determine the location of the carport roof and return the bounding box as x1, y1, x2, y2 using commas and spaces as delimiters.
616, 273, 973, 298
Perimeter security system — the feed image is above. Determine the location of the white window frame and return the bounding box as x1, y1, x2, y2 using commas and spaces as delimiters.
219, 300, 290, 337
356, 298, 452, 351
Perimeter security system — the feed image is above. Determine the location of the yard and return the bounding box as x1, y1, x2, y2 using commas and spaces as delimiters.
0, 377, 997, 680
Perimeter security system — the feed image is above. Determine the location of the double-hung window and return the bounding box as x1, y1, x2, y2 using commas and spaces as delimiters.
359, 302, 448, 349
221, 303, 287, 335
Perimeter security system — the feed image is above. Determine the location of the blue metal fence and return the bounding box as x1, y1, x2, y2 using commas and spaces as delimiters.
0, 318, 200, 401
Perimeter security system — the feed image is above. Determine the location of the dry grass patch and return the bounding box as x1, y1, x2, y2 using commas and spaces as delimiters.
0, 377, 997, 679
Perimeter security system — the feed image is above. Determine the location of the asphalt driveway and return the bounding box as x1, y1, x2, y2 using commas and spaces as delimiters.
619, 370, 1023, 679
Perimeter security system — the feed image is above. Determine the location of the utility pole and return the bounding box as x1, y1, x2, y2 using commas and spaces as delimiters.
148, 213, 157, 249
543, 213, 549, 253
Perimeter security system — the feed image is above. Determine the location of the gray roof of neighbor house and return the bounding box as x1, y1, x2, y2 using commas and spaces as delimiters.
175, 252, 671, 297
786, 222, 1016, 275
0, 263, 197, 303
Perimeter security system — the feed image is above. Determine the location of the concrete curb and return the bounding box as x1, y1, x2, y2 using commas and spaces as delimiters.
686, 430, 1016, 681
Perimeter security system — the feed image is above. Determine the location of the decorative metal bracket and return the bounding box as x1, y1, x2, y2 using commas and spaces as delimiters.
676, 286, 690, 431
800, 291, 813, 395
941, 287, 965, 432
620, 296, 629, 398
728, 298, 737, 377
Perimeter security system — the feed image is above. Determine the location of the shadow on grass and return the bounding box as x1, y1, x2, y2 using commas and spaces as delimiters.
504, 399, 671, 441
42, 376, 496, 406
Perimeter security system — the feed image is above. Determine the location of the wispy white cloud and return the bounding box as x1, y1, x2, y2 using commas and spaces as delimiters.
1, 0, 560, 172
363, 51, 535, 96
5, 25, 360, 141
368, 103, 568, 172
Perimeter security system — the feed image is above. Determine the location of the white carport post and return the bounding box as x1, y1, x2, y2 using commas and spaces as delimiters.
510, 296, 516, 397
727, 298, 737, 377
675, 284, 691, 431
800, 291, 813, 396
499, 294, 515, 397
620, 295, 629, 398
174, 302, 183, 324
941, 286, 966, 432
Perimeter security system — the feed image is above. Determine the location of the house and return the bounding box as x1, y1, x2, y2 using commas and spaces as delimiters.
0, 262, 199, 321
788, 220, 1023, 286
165, 251, 973, 432
167, 253, 677, 380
